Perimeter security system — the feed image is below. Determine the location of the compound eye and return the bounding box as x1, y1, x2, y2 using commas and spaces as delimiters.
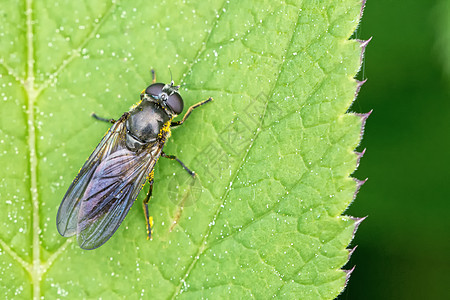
167, 93, 184, 114
145, 83, 165, 98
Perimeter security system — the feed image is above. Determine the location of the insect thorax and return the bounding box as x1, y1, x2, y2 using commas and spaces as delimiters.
125, 101, 171, 151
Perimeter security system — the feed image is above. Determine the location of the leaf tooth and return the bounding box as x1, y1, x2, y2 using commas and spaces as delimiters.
347, 245, 358, 260
357, 109, 373, 119
359, 109, 372, 127
357, 36, 372, 64
357, 36, 372, 48
344, 265, 356, 276
355, 78, 367, 98
343, 216, 367, 256
344, 265, 357, 286
350, 216, 367, 236
354, 148, 366, 169
338, 264, 357, 298
353, 177, 368, 199
354, 110, 372, 139
339, 216, 366, 283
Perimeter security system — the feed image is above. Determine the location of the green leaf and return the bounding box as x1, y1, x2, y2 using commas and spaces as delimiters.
0, 0, 367, 298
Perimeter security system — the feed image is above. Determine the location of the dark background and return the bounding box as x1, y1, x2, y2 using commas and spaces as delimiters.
341, 0, 450, 299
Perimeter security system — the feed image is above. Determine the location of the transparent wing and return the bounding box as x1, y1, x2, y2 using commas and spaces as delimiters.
76, 143, 162, 250
56, 120, 127, 237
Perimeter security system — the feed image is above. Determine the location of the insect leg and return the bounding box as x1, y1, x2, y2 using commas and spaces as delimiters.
143, 171, 155, 240
91, 111, 129, 124
161, 152, 196, 178
91, 113, 116, 124
170, 97, 213, 127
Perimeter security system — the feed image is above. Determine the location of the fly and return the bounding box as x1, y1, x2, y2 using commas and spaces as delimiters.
56, 70, 212, 250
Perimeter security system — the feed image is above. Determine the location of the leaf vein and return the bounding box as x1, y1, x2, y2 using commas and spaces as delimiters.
35, 3, 117, 96
171, 3, 305, 297
0, 238, 32, 274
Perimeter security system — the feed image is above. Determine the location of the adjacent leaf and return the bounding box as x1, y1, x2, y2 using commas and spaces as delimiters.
0, 0, 368, 298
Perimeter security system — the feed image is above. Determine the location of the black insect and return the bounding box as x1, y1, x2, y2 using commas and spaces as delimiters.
56, 70, 212, 250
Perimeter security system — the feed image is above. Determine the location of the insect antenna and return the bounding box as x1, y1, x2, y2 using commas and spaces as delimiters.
168, 66, 174, 86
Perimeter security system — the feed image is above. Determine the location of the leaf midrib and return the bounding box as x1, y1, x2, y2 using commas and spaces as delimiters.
23, 0, 42, 298
0, 1, 117, 299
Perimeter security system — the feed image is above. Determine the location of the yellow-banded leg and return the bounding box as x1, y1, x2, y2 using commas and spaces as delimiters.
143, 171, 155, 240
171, 97, 213, 127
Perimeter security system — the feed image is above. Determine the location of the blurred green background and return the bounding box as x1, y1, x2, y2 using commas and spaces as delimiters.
341, 0, 450, 299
